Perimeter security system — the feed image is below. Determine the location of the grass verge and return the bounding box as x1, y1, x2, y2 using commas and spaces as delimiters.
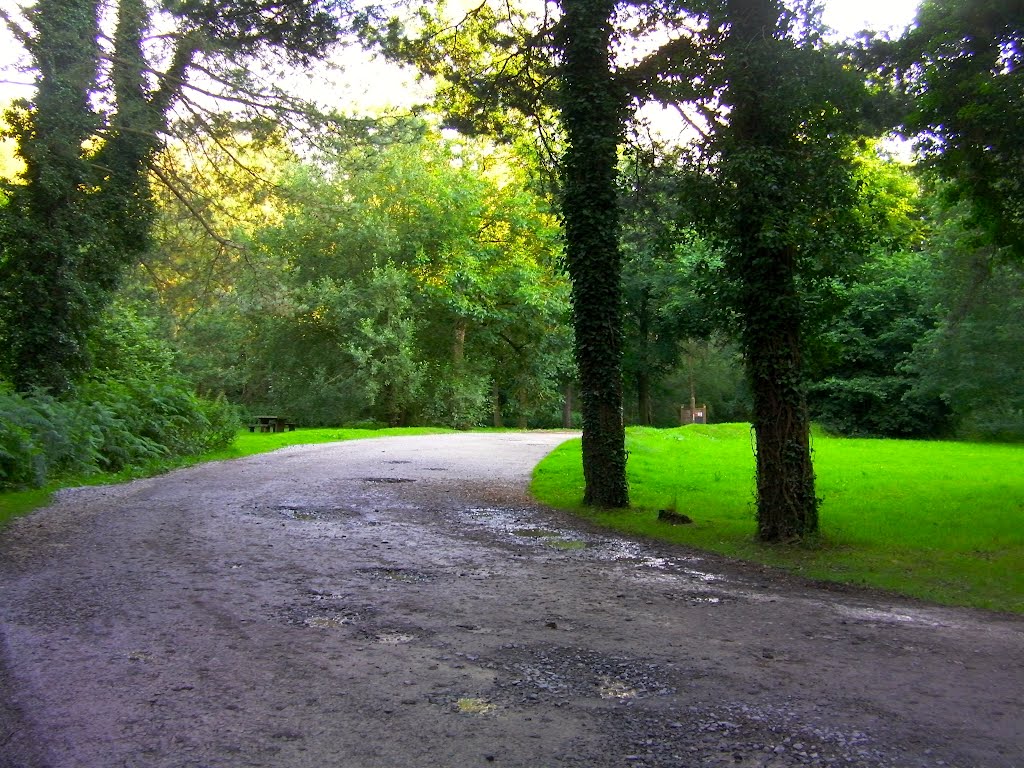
531, 424, 1024, 613
0, 426, 452, 529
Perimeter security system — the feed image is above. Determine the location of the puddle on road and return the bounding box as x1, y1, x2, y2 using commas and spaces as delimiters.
359, 567, 435, 584
462, 507, 726, 586
513, 528, 590, 551
515, 528, 561, 539
661, 589, 734, 606
375, 631, 415, 645
264, 504, 362, 522
306, 614, 357, 629
597, 675, 640, 700
548, 539, 588, 551
287, 605, 365, 629
833, 604, 955, 628
285, 590, 374, 630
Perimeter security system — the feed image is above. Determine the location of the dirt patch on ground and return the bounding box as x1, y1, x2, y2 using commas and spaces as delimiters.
1, 432, 1021, 768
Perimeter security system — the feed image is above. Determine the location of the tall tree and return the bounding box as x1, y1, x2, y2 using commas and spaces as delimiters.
558, 0, 629, 506
717, 0, 863, 541
0, 0, 347, 393
369, 0, 867, 515
369, 0, 631, 503
0, 0, 103, 392
876, 0, 1024, 259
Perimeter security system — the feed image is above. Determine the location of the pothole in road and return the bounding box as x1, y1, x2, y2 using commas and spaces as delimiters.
596, 675, 640, 700
257, 505, 362, 522
513, 528, 591, 551
492, 644, 677, 703
359, 567, 436, 584
548, 539, 589, 551
455, 697, 497, 714
514, 528, 562, 538
664, 590, 734, 606
305, 614, 359, 629
284, 605, 367, 629
374, 631, 416, 645
354, 622, 429, 644
283, 590, 375, 629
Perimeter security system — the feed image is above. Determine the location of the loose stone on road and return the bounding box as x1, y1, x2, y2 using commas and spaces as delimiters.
0, 432, 1021, 767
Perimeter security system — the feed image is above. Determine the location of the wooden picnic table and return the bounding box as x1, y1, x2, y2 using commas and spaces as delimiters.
251, 416, 295, 433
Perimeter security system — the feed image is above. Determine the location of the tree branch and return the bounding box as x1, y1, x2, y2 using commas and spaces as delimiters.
149, 162, 245, 253
0, 7, 31, 48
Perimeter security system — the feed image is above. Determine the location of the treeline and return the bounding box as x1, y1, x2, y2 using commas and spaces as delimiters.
1, 0, 1021, 497
132, 131, 574, 429
4, 120, 1020, 492
130, 128, 1022, 442
620, 143, 1023, 441
0, 0, 349, 490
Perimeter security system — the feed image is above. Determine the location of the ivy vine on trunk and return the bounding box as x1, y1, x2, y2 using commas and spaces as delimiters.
0, 0, 103, 393
720, 0, 819, 541
0, 0, 346, 394
557, 0, 629, 508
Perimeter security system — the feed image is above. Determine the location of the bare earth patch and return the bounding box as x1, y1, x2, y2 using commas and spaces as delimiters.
0, 432, 1020, 767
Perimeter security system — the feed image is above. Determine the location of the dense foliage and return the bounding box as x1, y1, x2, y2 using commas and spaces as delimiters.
130, 130, 573, 429
0, 301, 239, 490
874, 0, 1024, 259
2, 0, 1022, 529
0, 0, 351, 393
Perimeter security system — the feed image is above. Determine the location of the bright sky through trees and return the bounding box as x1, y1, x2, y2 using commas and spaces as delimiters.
821, 0, 919, 39
0, 1, 922, 109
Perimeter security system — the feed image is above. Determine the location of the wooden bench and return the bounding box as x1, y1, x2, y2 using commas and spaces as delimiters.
249, 416, 296, 433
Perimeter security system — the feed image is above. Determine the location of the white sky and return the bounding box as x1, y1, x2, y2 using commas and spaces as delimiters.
820, 0, 920, 39
0, 0, 923, 111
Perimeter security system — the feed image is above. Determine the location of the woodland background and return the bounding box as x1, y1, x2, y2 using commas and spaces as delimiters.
0, 0, 1020, 504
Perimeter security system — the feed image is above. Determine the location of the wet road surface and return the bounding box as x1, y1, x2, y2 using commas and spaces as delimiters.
0, 432, 1021, 768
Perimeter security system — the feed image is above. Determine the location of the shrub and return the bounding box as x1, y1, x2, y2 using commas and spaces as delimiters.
0, 385, 102, 488
0, 298, 241, 489
0, 378, 241, 489
0, 414, 43, 488
78, 376, 241, 474
423, 371, 491, 430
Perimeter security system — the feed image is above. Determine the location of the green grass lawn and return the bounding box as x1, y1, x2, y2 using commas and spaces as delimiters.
531, 424, 1024, 613
0, 426, 452, 529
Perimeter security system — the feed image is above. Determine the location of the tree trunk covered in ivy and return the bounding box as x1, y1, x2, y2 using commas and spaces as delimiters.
0, 0, 103, 393
0, 0, 342, 394
558, 0, 628, 508
0, 0, 185, 393
721, 0, 818, 541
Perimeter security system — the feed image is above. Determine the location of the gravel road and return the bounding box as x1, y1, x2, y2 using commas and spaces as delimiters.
0, 432, 1021, 768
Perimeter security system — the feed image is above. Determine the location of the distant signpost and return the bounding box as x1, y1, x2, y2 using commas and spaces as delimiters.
680, 398, 707, 425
